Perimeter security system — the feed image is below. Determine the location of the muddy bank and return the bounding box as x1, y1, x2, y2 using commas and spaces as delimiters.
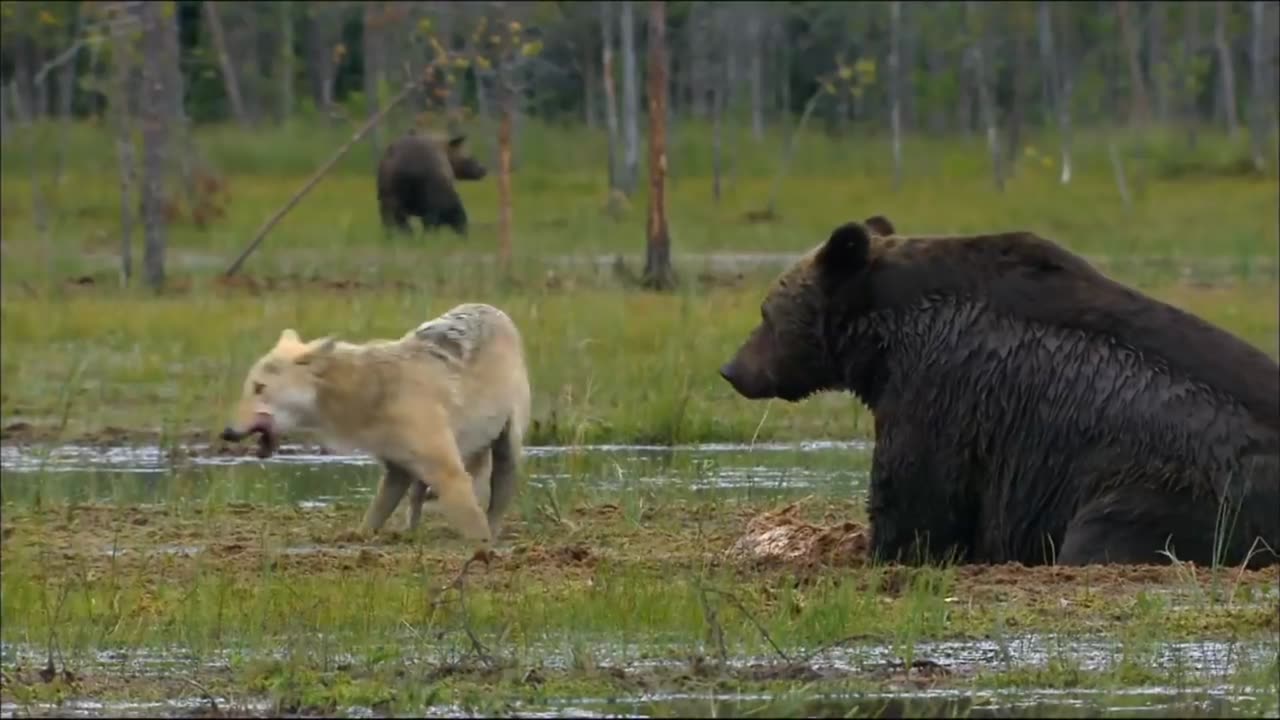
4, 500, 1278, 604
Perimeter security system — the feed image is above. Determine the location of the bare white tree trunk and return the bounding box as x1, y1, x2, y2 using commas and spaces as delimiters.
620, 0, 641, 196
1214, 0, 1239, 134
748, 2, 765, 141
1248, 0, 1273, 171
205, 1, 250, 126
889, 0, 904, 191
1038, 1, 1073, 185
139, 1, 169, 290
1183, 1, 1203, 147
967, 0, 1003, 192
279, 1, 294, 123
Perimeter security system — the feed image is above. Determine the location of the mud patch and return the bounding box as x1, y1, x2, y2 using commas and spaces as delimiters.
727, 502, 870, 570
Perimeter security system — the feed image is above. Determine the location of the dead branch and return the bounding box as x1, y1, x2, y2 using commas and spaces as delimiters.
223, 77, 427, 277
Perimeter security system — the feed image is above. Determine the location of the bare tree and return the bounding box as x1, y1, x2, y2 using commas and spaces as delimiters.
643, 0, 674, 291
1117, 1, 1151, 127
619, 0, 640, 196
1182, 1, 1204, 146
1214, 0, 1239, 134
601, 1, 623, 193
1248, 0, 1273, 171
967, 0, 1003, 191
108, 2, 140, 286
279, 1, 295, 122
749, 2, 765, 141
1038, 1, 1074, 184
889, 0, 904, 191
205, 1, 249, 126
138, 0, 169, 290
1149, 2, 1171, 124
363, 2, 382, 160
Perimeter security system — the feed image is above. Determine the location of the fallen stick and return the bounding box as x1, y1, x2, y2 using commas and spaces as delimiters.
223, 78, 423, 278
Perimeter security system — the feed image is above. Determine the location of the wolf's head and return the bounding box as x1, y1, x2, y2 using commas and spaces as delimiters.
221, 329, 336, 457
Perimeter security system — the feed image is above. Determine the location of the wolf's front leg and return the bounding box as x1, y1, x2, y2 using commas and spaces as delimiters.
363, 460, 415, 533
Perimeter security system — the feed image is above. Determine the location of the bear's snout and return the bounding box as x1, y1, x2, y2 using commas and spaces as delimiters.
720, 359, 771, 400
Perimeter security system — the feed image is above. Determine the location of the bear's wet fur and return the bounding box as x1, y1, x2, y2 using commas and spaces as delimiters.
376, 130, 487, 237
720, 217, 1279, 568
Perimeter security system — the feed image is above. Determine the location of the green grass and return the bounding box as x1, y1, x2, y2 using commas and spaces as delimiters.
1, 119, 1277, 445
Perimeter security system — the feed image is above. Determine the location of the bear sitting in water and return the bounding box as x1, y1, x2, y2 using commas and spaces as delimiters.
720, 217, 1279, 568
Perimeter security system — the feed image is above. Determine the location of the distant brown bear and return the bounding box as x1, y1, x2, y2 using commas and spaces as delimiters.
376, 130, 487, 237
720, 217, 1280, 568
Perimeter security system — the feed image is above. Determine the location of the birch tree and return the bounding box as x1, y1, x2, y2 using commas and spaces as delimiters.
1213, 0, 1239, 134
967, 0, 1003, 191
619, 0, 640, 196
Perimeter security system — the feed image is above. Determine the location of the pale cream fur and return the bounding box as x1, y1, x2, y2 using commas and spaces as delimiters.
225, 304, 531, 549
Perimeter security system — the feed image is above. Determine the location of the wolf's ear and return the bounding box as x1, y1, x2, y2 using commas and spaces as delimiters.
295, 337, 338, 366
278, 328, 302, 346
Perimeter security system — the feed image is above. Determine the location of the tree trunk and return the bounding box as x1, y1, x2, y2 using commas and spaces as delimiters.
620, 0, 641, 196
967, 1, 1003, 191
1248, 0, 1271, 171
711, 7, 728, 203
766, 87, 823, 217
601, 2, 622, 192
1117, 1, 1151, 127
643, 0, 675, 291
205, 1, 250, 127
139, 1, 169, 291
1214, 0, 1239, 134
584, 32, 598, 129
749, 3, 765, 141
280, 0, 295, 123
164, 4, 199, 216
53, 8, 86, 186
889, 0, 904, 191
1039, 1, 1073, 184
110, 5, 139, 286
497, 66, 514, 274
363, 2, 381, 162
1149, 2, 1171, 124
1184, 1, 1203, 146
1007, 28, 1029, 175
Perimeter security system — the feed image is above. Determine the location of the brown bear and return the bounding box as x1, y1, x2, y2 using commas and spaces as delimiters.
720, 216, 1280, 568
376, 130, 487, 237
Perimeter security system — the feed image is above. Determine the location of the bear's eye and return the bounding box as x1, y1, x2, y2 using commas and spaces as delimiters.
253, 382, 266, 395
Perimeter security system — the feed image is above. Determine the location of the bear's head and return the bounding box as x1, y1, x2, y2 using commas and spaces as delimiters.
445, 134, 488, 181
720, 216, 896, 404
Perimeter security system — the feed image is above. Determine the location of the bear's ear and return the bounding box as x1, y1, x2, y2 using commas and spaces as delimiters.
448, 134, 467, 149
295, 337, 337, 367
864, 215, 896, 237
277, 328, 302, 346
816, 222, 871, 275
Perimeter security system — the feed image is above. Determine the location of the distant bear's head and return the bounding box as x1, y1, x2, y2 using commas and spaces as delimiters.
720, 216, 896, 404
445, 134, 487, 181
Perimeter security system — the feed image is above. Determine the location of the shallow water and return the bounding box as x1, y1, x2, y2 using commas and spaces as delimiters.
2, 632, 1277, 718
0, 441, 873, 508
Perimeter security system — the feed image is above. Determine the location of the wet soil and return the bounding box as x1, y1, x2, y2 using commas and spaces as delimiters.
4, 499, 1277, 607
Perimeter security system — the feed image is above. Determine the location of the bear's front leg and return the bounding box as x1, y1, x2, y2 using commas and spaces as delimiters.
866, 417, 977, 566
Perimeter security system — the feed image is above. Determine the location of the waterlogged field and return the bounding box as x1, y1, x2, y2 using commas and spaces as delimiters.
2, 120, 1279, 717
2, 443, 1279, 718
